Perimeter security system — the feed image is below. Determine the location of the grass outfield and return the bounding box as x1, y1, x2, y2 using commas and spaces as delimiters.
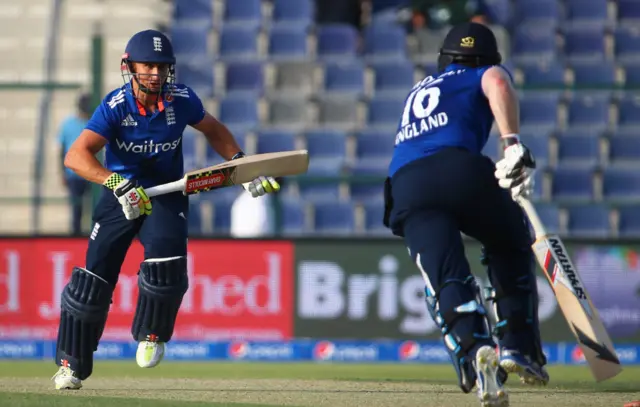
0, 361, 638, 406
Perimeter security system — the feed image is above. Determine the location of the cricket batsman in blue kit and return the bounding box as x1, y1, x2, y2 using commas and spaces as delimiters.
384, 23, 549, 406
51, 29, 279, 390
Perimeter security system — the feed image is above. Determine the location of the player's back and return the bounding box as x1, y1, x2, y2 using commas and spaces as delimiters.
388, 64, 500, 177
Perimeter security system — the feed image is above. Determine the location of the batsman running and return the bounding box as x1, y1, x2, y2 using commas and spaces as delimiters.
51, 29, 279, 390
384, 23, 548, 406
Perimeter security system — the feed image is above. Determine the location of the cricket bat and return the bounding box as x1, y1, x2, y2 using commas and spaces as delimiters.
145, 150, 309, 198
517, 197, 622, 382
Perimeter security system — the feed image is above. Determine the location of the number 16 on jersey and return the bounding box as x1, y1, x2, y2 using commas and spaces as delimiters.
396, 78, 448, 145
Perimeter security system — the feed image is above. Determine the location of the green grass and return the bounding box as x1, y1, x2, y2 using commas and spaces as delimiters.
0, 361, 638, 407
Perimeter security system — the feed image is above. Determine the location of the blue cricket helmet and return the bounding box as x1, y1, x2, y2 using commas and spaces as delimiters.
121, 29, 176, 95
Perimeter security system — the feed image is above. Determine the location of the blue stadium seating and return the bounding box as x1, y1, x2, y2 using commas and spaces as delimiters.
176, 58, 215, 98
212, 199, 234, 234
567, 94, 611, 130
482, 136, 500, 162
219, 97, 259, 128
608, 136, 640, 166
603, 168, 640, 200
615, 26, 640, 63
551, 168, 594, 201
224, 0, 262, 29
511, 28, 557, 63
617, 205, 640, 237
316, 24, 359, 61
564, 0, 609, 26
520, 62, 565, 86
219, 26, 260, 61
519, 93, 559, 128
171, 23, 210, 57
225, 61, 264, 95
356, 129, 393, 159
272, 0, 313, 30
572, 61, 617, 86
173, 0, 213, 26
363, 200, 390, 235
513, 0, 559, 26
281, 198, 307, 235
534, 202, 561, 234
314, 202, 356, 234
256, 129, 296, 154
188, 200, 203, 235
323, 61, 366, 96
522, 134, 550, 167
566, 204, 611, 237
617, 96, 640, 128
556, 134, 602, 168
269, 25, 309, 60
484, 0, 512, 26
363, 24, 407, 62
367, 96, 405, 129
373, 62, 415, 96
305, 129, 347, 158
563, 27, 607, 62
618, 0, 640, 26
625, 62, 640, 85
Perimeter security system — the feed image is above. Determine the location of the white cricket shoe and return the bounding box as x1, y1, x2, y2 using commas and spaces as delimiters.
475, 346, 509, 407
136, 340, 165, 368
52, 366, 82, 390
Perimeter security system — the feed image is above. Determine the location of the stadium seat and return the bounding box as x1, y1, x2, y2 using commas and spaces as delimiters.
206, 132, 247, 165
483, 0, 512, 27
351, 181, 385, 202
608, 136, 640, 166
219, 26, 260, 61
316, 24, 359, 61
363, 23, 407, 62
618, 0, 640, 26
571, 61, 617, 87
350, 158, 390, 177
355, 129, 394, 159
182, 129, 199, 170
268, 96, 310, 129
223, 0, 262, 29
273, 61, 317, 95
511, 28, 557, 63
304, 129, 347, 159
513, 0, 559, 26
522, 134, 550, 167
564, 0, 609, 27
373, 62, 415, 96
563, 27, 607, 62
313, 202, 355, 235
615, 26, 640, 64
617, 95, 640, 128
317, 95, 361, 129
225, 61, 264, 96
323, 60, 366, 96
520, 61, 565, 86
212, 199, 234, 234
176, 59, 215, 98
567, 94, 611, 130
280, 198, 307, 235
268, 25, 308, 60
272, 0, 313, 29
255, 129, 296, 154
556, 134, 602, 168
300, 183, 341, 202
566, 204, 611, 237
363, 200, 390, 235
616, 205, 640, 237
170, 23, 211, 57
367, 95, 405, 129
603, 168, 640, 200
624, 62, 640, 86
551, 168, 595, 201
219, 96, 259, 128
519, 93, 559, 128
173, 0, 213, 26
187, 200, 203, 236
306, 157, 346, 176
482, 136, 500, 162
533, 202, 561, 234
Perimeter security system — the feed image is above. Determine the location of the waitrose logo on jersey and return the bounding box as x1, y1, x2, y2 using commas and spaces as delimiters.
115, 137, 181, 153
0, 239, 294, 340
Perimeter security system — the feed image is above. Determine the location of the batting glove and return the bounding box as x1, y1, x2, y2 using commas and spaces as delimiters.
231, 152, 281, 198
104, 173, 152, 220
494, 134, 536, 200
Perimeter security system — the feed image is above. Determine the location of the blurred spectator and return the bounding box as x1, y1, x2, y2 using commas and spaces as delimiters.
315, 0, 363, 29
412, 0, 488, 31
58, 92, 92, 236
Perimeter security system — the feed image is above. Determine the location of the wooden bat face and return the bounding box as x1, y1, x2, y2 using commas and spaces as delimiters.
532, 235, 622, 382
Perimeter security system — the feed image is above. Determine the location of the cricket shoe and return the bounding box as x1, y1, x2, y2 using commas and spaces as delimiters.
475, 346, 509, 407
499, 349, 549, 386
459, 359, 509, 393
136, 340, 165, 368
51, 366, 82, 390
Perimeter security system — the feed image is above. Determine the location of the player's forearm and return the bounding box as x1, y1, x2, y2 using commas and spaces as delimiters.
64, 148, 113, 185
486, 77, 520, 136
201, 119, 243, 160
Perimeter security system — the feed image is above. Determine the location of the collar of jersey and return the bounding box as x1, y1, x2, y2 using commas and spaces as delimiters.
444, 63, 467, 72
124, 85, 170, 116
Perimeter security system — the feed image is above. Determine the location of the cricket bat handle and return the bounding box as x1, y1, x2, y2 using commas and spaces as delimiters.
145, 179, 186, 198
516, 197, 548, 240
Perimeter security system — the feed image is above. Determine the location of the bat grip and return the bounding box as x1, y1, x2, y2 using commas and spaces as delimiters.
516, 197, 548, 240
145, 179, 186, 198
